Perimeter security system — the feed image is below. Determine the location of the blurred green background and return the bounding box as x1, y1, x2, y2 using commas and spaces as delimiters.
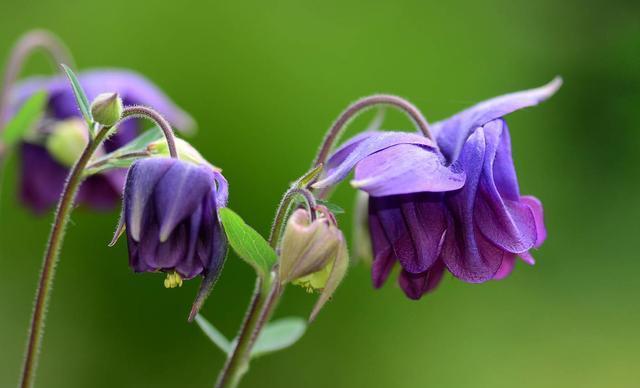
1, 0, 639, 387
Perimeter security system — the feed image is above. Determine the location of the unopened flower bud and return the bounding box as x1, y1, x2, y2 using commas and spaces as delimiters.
147, 137, 216, 169
90, 92, 123, 126
45, 118, 89, 166
279, 207, 349, 321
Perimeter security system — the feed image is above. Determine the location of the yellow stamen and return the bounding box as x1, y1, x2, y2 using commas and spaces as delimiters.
163, 271, 183, 289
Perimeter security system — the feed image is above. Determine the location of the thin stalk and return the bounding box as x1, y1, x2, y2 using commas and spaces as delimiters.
312, 94, 433, 167
0, 30, 73, 127
119, 106, 178, 158
19, 107, 178, 388
19, 126, 109, 388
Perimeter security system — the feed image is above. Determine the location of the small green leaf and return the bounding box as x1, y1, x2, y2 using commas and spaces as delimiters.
307, 199, 345, 215
194, 314, 231, 354
250, 317, 306, 358
1, 91, 48, 147
61, 64, 93, 126
84, 127, 162, 175
219, 208, 277, 277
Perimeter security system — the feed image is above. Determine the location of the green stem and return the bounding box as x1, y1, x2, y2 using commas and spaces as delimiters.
18, 126, 109, 388
214, 277, 275, 388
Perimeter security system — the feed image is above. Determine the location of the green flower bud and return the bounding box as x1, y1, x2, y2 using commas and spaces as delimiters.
45, 118, 89, 166
279, 207, 349, 321
90, 92, 123, 126
148, 137, 217, 169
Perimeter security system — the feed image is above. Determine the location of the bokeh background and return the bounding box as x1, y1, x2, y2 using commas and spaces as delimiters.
1, 1, 639, 387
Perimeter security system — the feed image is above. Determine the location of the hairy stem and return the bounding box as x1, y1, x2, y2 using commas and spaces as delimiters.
0, 30, 73, 127
120, 105, 178, 158
19, 126, 108, 388
312, 94, 433, 167
19, 104, 178, 388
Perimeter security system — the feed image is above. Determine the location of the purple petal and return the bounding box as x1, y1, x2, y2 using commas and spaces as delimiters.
19, 142, 68, 213
398, 259, 446, 299
521, 195, 546, 247
11, 69, 195, 132
313, 131, 435, 189
368, 205, 397, 288
492, 256, 516, 280
155, 161, 215, 241
432, 77, 562, 162
441, 129, 504, 282
352, 143, 465, 196
213, 171, 229, 208
369, 194, 446, 274
474, 120, 537, 253
125, 158, 173, 241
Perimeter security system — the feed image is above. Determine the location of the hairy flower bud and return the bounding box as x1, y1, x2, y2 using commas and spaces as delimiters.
90, 92, 123, 126
45, 118, 89, 166
279, 207, 349, 321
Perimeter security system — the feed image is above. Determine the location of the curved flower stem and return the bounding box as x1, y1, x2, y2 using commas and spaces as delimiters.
119, 105, 178, 158
268, 187, 317, 248
19, 126, 109, 388
312, 94, 433, 167
0, 29, 73, 127
19, 107, 178, 388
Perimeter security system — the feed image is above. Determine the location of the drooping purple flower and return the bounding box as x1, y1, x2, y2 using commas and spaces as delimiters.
314, 78, 560, 299
10, 69, 194, 213
119, 157, 228, 317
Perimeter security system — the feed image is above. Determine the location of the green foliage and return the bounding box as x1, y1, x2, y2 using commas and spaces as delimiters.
195, 315, 306, 358
219, 208, 278, 278
1, 91, 47, 147
61, 64, 93, 127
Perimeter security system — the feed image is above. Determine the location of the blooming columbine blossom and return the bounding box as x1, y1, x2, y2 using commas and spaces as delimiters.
10, 69, 194, 213
117, 157, 228, 317
314, 78, 560, 299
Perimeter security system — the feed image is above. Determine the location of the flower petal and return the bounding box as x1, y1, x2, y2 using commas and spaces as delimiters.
155, 161, 215, 242
432, 77, 561, 162
313, 131, 435, 189
398, 259, 446, 299
351, 143, 465, 196
474, 120, 537, 253
521, 195, 546, 247
492, 255, 516, 280
441, 129, 505, 282
369, 194, 446, 274
124, 157, 173, 241
368, 202, 397, 288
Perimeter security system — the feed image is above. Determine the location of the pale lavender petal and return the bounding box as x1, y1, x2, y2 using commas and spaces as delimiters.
521, 195, 546, 247
432, 77, 562, 161
352, 144, 465, 196
313, 131, 435, 189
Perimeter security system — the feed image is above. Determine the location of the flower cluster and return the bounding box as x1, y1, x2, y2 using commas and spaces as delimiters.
12, 70, 194, 213
314, 79, 560, 299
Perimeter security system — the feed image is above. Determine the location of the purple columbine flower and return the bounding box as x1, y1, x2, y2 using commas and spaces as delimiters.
314, 78, 560, 299
10, 69, 194, 213
118, 157, 228, 317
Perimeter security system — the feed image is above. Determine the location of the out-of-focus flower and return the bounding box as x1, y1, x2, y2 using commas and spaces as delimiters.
279, 207, 349, 321
118, 157, 228, 318
10, 69, 194, 213
314, 78, 560, 299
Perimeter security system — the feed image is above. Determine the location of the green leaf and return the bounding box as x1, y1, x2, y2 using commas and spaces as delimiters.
219, 208, 277, 277
194, 314, 231, 354
250, 317, 306, 358
61, 64, 93, 126
84, 127, 162, 175
1, 91, 47, 147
